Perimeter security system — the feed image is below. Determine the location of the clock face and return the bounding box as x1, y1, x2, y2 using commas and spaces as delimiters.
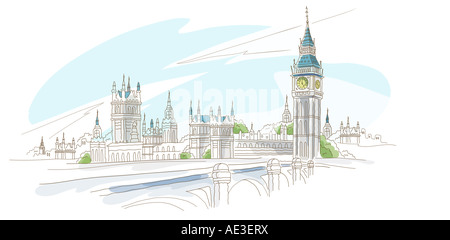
315, 80, 321, 89
296, 77, 308, 89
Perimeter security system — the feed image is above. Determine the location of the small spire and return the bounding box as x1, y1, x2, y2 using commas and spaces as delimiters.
197, 100, 201, 115
305, 6, 309, 27
231, 101, 235, 116
218, 105, 222, 116
150, 119, 154, 128
347, 116, 350, 126
167, 91, 171, 106
137, 82, 141, 92
127, 76, 131, 92
96, 110, 99, 125
143, 113, 146, 122
189, 100, 193, 116
122, 74, 126, 91
285, 95, 289, 109
112, 81, 116, 93
326, 108, 329, 124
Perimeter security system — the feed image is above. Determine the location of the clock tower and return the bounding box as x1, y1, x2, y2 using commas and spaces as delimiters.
291, 7, 324, 160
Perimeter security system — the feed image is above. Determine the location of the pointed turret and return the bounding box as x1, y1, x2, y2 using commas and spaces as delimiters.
96, 110, 99, 126
127, 76, 131, 92
122, 74, 126, 91
137, 82, 141, 92
112, 81, 116, 93
326, 108, 329, 124
230, 101, 235, 116
297, 6, 321, 69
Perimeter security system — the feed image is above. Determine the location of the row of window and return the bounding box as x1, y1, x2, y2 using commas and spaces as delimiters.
236, 142, 292, 149
154, 146, 176, 152
113, 105, 140, 114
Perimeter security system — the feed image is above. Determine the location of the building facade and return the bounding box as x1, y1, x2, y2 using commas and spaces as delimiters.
55, 133, 76, 159
339, 116, 361, 144
189, 101, 235, 159
291, 7, 323, 160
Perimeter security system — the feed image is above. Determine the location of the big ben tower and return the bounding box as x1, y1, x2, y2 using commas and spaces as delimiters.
291, 7, 324, 160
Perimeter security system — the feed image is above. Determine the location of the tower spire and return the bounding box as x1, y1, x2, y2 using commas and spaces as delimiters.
285, 95, 289, 109
96, 110, 99, 125
230, 101, 235, 116
326, 108, 329, 124
167, 90, 171, 106
122, 74, 126, 91
305, 6, 309, 28
127, 76, 131, 92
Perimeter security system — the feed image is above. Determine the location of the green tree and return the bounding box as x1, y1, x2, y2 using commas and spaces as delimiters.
233, 123, 249, 134
78, 153, 91, 164
287, 123, 293, 135
320, 135, 339, 158
275, 123, 293, 135
180, 152, 191, 159
202, 149, 211, 159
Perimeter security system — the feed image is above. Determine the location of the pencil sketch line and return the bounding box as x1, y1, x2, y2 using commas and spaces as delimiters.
123, 201, 184, 211
122, 197, 197, 209
176, 8, 355, 65
311, 8, 356, 24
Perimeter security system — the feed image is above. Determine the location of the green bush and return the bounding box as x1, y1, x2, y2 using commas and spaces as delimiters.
78, 153, 91, 164
233, 123, 249, 134
287, 123, 293, 135
275, 123, 293, 135
320, 135, 339, 158
180, 152, 191, 159
202, 149, 211, 159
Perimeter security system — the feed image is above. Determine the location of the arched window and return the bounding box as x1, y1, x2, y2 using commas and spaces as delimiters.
304, 142, 307, 157
238, 143, 241, 148
111, 154, 115, 162
121, 153, 125, 161
172, 146, 175, 152
133, 152, 136, 161
162, 155, 165, 160
137, 151, 141, 160
156, 146, 159, 152
173, 154, 176, 159
132, 106, 136, 114
127, 152, 130, 161
156, 155, 159, 160
300, 142, 303, 157
167, 154, 170, 160
162, 147, 165, 152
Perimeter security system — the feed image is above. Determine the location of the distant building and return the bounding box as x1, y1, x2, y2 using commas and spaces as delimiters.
39, 136, 46, 155
108, 75, 143, 162
322, 109, 332, 139
189, 100, 234, 159
162, 91, 178, 143
234, 96, 293, 158
90, 110, 106, 162
55, 133, 76, 159
339, 116, 360, 144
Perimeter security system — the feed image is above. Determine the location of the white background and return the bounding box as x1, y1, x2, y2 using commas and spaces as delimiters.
0, 0, 449, 219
